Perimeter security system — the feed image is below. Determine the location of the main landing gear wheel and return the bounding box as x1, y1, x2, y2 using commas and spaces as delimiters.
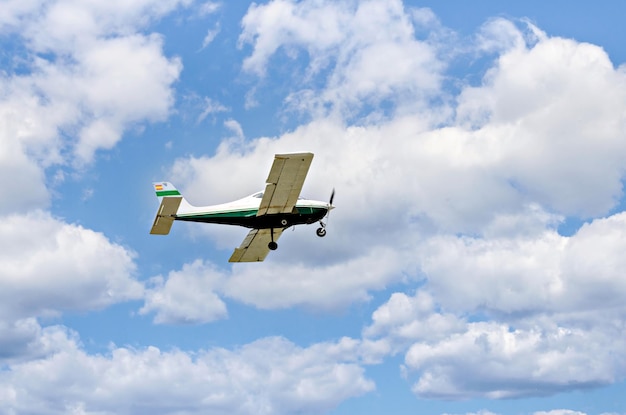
316, 227, 327, 237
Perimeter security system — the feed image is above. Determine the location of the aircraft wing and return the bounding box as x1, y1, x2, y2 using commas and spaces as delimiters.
257, 152, 314, 216
229, 228, 284, 262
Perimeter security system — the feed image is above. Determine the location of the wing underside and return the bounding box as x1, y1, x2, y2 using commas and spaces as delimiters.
229, 228, 284, 262
257, 152, 313, 216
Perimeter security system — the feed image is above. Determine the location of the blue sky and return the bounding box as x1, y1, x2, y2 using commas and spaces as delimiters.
2, 1, 626, 414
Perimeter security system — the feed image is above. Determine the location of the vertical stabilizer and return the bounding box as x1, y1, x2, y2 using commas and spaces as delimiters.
152, 182, 195, 213
150, 182, 194, 235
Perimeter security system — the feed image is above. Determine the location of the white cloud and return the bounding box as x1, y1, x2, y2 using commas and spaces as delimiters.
223, 246, 407, 310
419, 212, 626, 316
0, 125, 49, 214
140, 259, 227, 324
0, 211, 142, 320
2, 0, 194, 50
139, 246, 407, 321
363, 291, 466, 353
198, 1, 221, 17
0, 318, 48, 363
404, 320, 623, 399
239, 0, 349, 77
0, 330, 374, 415
38, 33, 182, 164
0, 0, 184, 172
224, 118, 245, 139
202, 22, 221, 48
239, 0, 445, 118
458, 23, 626, 217
357, 212, 626, 399
475, 17, 530, 54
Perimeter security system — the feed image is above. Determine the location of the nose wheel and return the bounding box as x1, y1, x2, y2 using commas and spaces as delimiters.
316, 223, 327, 237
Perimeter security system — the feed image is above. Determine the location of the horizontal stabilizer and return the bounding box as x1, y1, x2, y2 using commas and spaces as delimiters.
150, 196, 182, 235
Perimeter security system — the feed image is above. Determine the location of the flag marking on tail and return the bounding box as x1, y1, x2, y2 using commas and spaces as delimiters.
154, 182, 181, 198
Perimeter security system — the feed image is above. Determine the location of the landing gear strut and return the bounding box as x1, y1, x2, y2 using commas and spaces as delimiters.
268, 228, 278, 250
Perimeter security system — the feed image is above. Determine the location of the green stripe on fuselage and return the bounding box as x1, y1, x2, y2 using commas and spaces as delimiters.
157, 190, 181, 197
178, 209, 259, 220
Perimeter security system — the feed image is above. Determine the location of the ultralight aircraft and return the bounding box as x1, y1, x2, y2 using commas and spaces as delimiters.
150, 152, 334, 262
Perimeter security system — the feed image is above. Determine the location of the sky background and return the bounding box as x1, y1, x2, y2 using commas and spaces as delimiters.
1, 1, 626, 414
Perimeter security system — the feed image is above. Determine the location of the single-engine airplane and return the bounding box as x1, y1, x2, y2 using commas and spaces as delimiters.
150, 152, 334, 262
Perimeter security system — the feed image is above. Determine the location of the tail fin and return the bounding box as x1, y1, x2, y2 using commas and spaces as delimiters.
150, 182, 194, 235
154, 182, 180, 200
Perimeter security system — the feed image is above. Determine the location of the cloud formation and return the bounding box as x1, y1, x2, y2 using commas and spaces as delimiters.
3, 0, 626, 412
0, 211, 141, 321
0, 331, 374, 415
160, 1, 626, 403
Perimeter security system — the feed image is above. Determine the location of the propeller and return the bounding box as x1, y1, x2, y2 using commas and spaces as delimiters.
325, 188, 335, 220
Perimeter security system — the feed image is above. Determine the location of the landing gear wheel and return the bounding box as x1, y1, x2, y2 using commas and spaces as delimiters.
268, 241, 278, 250
316, 227, 327, 237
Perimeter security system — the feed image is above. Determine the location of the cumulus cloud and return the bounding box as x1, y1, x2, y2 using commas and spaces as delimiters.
222, 246, 407, 309
419, 212, 626, 316
140, 259, 227, 324
363, 291, 465, 353
1, 0, 193, 48
0, 318, 49, 364
239, 0, 445, 118
4, 0, 626, 410
0, 211, 142, 320
0, 0, 184, 178
139, 246, 407, 322
359, 212, 626, 399
0, 331, 374, 415
462, 21, 626, 216
0, 124, 49, 214
404, 320, 624, 399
